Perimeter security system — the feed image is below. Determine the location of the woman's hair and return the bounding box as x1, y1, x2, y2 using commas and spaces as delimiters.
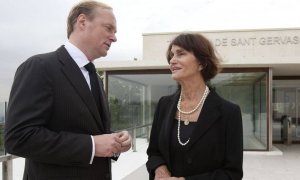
166, 33, 221, 82
67, 0, 112, 38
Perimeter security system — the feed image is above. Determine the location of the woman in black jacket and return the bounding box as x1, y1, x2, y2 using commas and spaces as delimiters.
146, 33, 243, 180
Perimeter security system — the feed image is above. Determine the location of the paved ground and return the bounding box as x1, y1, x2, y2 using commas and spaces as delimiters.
123, 143, 300, 180
243, 144, 300, 180
3, 142, 300, 180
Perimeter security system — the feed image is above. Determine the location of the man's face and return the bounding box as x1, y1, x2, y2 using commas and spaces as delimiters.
83, 8, 117, 60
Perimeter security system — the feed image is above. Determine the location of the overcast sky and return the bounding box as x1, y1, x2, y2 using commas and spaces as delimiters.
0, 0, 300, 101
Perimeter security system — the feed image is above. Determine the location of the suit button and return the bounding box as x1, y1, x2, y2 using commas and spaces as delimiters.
187, 158, 192, 164
105, 173, 110, 179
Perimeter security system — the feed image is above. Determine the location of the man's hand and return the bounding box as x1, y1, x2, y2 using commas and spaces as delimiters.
117, 130, 132, 152
93, 131, 132, 157
93, 133, 122, 157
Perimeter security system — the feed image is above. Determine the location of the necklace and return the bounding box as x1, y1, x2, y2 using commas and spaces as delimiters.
177, 86, 209, 146
177, 86, 209, 125
177, 86, 209, 114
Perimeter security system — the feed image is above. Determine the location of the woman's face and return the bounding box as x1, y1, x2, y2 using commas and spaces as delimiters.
169, 45, 202, 82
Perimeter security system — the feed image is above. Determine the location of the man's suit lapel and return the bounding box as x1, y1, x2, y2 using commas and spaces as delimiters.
56, 46, 105, 132
187, 91, 221, 150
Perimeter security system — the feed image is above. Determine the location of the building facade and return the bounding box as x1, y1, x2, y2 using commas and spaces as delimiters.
96, 28, 300, 151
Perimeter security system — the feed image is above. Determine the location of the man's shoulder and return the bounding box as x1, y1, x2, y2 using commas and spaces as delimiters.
17, 46, 65, 72
30, 46, 65, 61
22, 46, 65, 65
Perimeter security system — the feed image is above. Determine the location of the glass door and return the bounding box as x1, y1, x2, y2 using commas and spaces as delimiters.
297, 88, 300, 137
272, 87, 295, 142
273, 80, 300, 143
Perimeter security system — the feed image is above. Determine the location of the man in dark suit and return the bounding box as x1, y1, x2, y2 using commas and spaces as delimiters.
4, 1, 132, 180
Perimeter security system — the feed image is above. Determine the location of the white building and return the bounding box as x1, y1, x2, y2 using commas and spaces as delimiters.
96, 28, 300, 151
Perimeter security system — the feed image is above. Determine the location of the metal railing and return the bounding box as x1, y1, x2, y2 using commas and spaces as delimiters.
1, 154, 17, 180
0, 101, 15, 180
0, 102, 152, 180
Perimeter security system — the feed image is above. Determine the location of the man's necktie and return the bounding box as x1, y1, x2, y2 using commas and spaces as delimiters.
84, 62, 101, 111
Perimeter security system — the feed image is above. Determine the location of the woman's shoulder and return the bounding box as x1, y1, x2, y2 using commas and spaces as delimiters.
158, 91, 179, 103
210, 90, 240, 110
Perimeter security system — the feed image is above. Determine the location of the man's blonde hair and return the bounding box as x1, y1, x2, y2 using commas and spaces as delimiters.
67, 0, 112, 38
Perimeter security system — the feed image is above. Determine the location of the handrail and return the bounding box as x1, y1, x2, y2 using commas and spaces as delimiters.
0, 124, 152, 158
114, 123, 152, 132
0, 99, 152, 180
0, 154, 18, 162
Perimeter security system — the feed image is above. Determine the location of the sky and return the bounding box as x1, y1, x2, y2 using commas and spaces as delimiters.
0, 0, 300, 101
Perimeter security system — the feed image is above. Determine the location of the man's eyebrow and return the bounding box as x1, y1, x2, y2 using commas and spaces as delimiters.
104, 23, 117, 33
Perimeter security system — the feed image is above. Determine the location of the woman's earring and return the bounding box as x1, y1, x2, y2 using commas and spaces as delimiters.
198, 65, 202, 71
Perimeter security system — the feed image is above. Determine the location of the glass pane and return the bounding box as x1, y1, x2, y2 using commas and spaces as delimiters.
273, 80, 300, 142
254, 76, 267, 147
211, 72, 268, 150
107, 70, 269, 150
107, 74, 177, 134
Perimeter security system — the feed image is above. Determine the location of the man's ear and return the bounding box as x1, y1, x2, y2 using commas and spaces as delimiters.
77, 14, 87, 30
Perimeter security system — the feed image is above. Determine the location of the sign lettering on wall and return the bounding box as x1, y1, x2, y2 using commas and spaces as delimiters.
143, 29, 300, 62
214, 36, 300, 47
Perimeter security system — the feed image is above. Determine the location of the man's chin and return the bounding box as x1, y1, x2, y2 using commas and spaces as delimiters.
99, 51, 108, 58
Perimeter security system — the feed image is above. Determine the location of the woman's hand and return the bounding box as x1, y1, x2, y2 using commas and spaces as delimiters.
155, 177, 185, 180
154, 165, 185, 180
154, 165, 171, 179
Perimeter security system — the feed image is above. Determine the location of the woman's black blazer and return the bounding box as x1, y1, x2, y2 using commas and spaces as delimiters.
146, 90, 243, 180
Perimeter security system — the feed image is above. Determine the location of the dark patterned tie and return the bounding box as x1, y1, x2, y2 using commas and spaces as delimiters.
84, 62, 101, 111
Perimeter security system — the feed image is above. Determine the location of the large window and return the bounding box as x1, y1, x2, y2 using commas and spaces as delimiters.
211, 71, 268, 150
106, 68, 270, 150
107, 72, 177, 131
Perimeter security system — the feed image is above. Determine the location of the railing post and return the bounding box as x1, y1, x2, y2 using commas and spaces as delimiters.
3, 101, 13, 180
132, 127, 137, 152
146, 125, 151, 142
2, 159, 13, 180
